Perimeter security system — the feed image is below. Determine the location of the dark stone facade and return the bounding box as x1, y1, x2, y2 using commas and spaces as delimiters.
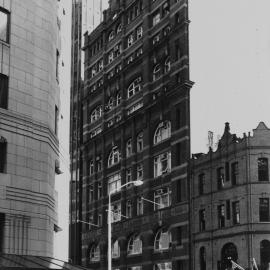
72, 0, 193, 268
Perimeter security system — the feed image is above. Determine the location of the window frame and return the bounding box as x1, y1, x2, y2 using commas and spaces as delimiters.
89, 244, 100, 262
154, 228, 172, 251
154, 152, 171, 177
137, 132, 143, 152
126, 139, 132, 157
258, 158, 269, 182
90, 105, 102, 123
127, 235, 142, 255
108, 172, 121, 195
153, 64, 161, 81
153, 121, 171, 145
154, 187, 171, 210
127, 77, 142, 98
108, 147, 121, 167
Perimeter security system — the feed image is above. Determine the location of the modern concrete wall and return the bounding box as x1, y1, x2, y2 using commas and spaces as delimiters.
0, 0, 60, 256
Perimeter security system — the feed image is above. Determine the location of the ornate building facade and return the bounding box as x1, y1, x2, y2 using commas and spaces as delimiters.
191, 122, 270, 270
70, 0, 193, 269
0, 0, 61, 256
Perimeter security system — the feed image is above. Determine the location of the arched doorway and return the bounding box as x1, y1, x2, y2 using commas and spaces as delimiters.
221, 243, 238, 270
260, 240, 270, 270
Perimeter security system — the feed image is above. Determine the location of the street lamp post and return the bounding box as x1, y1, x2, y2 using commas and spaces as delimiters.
108, 180, 143, 270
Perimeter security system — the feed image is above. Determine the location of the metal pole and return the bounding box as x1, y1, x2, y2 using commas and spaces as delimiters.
108, 191, 112, 270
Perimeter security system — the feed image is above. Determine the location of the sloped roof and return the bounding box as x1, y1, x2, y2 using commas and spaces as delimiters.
0, 254, 89, 270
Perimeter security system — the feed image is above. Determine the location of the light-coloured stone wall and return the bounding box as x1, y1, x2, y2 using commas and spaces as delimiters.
0, 0, 61, 256
191, 122, 270, 269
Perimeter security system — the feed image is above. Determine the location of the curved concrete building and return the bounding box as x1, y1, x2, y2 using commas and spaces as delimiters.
0, 0, 61, 256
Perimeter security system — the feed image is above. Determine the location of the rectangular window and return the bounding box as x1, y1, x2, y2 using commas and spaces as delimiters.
89, 160, 94, 175
128, 267, 142, 270
154, 263, 171, 270
97, 182, 102, 199
111, 202, 121, 223
126, 200, 132, 218
88, 213, 94, 230
258, 158, 269, 181
137, 196, 143, 215
218, 204, 225, 228
126, 168, 132, 186
137, 163, 143, 180
217, 167, 225, 190
89, 185, 94, 202
198, 173, 205, 195
154, 187, 171, 210
96, 158, 102, 172
232, 201, 240, 224
152, 12, 161, 26
226, 200, 231, 220
0, 9, 9, 43
136, 26, 143, 39
97, 214, 102, 227
0, 74, 8, 109
199, 209, 206, 231
231, 162, 239, 185
259, 198, 270, 222
108, 173, 121, 195
154, 152, 171, 177
55, 105, 59, 136
0, 140, 7, 173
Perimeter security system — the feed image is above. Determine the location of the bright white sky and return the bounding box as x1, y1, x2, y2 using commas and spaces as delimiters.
54, 0, 270, 261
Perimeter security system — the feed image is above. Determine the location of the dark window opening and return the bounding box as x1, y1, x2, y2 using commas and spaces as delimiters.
217, 167, 225, 190
0, 74, 8, 109
0, 139, 7, 173
199, 209, 206, 232
55, 105, 59, 136
225, 162, 230, 181
0, 213, 5, 252
226, 200, 230, 220
232, 201, 240, 224
260, 240, 270, 270
218, 204, 225, 228
259, 198, 269, 222
258, 158, 269, 182
231, 162, 238, 185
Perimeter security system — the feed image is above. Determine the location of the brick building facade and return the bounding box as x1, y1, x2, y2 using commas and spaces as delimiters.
70, 0, 194, 269
191, 122, 270, 270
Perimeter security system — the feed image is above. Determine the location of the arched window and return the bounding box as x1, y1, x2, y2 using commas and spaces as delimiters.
108, 30, 115, 41
127, 235, 142, 255
116, 23, 122, 34
90, 244, 100, 262
127, 77, 142, 98
221, 243, 238, 270
164, 57, 171, 73
153, 64, 161, 81
137, 132, 143, 152
200, 247, 206, 270
260, 240, 270, 269
90, 106, 102, 123
112, 240, 120, 258
154, 228, 171, 251
153, 121, 171, 144
116, 93, 121, 106
126, 139, 132, 157
108, 146, 121, 167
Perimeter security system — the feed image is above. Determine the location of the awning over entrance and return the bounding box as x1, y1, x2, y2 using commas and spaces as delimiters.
0, 254, 89, 270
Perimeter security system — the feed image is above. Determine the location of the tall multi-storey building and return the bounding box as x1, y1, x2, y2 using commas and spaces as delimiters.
191, 122, 270, 270
0, 0, 61, 256
69, 0, 107, 264
70, 0, 193, 268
